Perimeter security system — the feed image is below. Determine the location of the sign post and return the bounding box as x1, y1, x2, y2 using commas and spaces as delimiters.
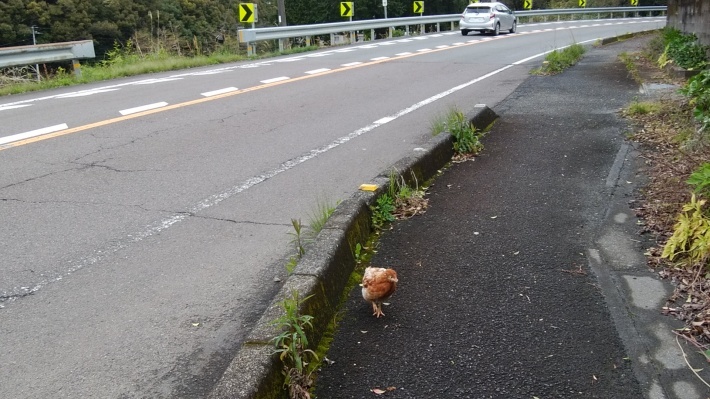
238, 3, 257, 56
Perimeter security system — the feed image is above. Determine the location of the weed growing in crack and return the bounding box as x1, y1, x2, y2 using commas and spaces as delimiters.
271, 291, 318, 399
532, 43, 586, 75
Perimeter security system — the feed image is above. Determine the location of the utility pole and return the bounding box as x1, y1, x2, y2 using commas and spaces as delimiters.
277, 0, 286, 26
31, 25, 40, 82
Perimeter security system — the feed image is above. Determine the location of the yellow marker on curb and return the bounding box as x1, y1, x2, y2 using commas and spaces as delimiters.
359, 184, 378, 191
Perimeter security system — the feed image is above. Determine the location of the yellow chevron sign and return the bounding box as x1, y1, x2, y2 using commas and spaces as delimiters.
579, 0, 586, 7
239, 3, 255, 23
413, 1, 423, 14
631, 0, 638, 5
523, 0, 532, 10
341, 2, 353, 17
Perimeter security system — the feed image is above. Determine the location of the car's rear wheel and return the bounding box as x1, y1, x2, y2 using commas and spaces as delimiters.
509, 21, 517, 34
492, 23, 500, 36
461, 29, 469, 36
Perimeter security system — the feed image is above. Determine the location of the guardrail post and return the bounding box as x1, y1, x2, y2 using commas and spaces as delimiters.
279, 38, 284, 52
388, 27, 393, 38
450, 21, 454, 31
370, 28, 375, 41
72, 59, 82, 78
405, 25, 410, 36
306, 35, 312, 46
436, 22, 440, 32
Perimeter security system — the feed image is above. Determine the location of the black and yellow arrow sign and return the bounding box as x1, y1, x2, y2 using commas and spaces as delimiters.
523, 0, 532, 10
340, 2, 353, 17
239, 3, 254, 23
579, 0, 586, 7
630, 0, 638, 5
413, 1, 423, 14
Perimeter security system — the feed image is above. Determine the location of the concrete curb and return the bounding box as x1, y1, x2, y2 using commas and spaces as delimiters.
208, 105, 498, 399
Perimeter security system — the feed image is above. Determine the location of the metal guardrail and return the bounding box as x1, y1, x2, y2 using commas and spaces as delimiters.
0, 40, 96, 77
239, 6, 667, 55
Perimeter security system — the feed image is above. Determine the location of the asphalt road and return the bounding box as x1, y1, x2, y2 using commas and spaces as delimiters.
0, 18, 666, 397
314, 36, 676, 398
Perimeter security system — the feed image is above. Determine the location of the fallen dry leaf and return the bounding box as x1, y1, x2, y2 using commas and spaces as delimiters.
371, 388, 386, 395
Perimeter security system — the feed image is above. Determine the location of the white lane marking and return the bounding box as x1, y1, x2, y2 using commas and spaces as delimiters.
371, 56, 389, 61
334, 49, 355, 53
119, 102, 169, 115
341, 62, 363, 67
417, 48, 432, 52
436, 45, 450, 49
396, 52, 413, 56
190, 70, 226, 76
413, 37, 427, 40
452, 42, 466, 46
0, 123, 68, 146
56, 88, 120, 98
261, 76, 290, 84
0, 104, 32, 111
379, 42, 396, 45
276, 58, 303, 62
132, 77, 183, 85
305, 68, 331, 75
201, 87, 239, 97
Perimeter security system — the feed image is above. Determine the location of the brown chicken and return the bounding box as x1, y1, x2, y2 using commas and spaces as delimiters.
361, 267, 398, 318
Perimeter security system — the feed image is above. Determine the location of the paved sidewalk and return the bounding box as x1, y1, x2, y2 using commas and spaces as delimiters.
314, 36, 709, 399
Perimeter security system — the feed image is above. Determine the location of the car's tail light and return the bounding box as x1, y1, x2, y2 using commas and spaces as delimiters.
489, 13, 495, 20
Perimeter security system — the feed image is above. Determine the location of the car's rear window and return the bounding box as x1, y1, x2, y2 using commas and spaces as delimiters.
465, 6, 492, 13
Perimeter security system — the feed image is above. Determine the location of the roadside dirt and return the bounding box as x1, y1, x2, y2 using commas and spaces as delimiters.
623, 40, 710, 350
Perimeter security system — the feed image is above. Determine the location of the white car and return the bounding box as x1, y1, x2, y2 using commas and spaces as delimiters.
460, 2, 517, 36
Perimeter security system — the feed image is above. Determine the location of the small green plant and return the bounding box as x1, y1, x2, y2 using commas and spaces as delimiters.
289, 218, 306, 258
533, 43, 586, 75
680, 70, 710, 133
688, 163, 710, 198
658, 28, 708, 70
285, 219, 305, 274
306, 198, 336, 242
627, 100, 661, 116
371, 194, 396, 229
661, 194, 710, 267
271, 291, 318, 399
354, 242, 363, 264
387, 170, 428, 218
448, 110, 484, 155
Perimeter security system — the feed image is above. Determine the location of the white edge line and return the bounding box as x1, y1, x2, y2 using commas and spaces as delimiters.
119, 102, 169, 115
0, 123, 69, 145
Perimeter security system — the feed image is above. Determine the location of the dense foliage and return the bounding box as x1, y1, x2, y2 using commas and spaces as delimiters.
1, 0, 667, 59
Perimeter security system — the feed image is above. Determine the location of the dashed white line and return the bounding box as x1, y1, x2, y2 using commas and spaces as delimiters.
132, 78, 183, 85
201, 87, 239, 97
119, 102, 169, 115
396, 52, 413, 56
305, 68, 331, 75
417, 48, 432, 52
341, 62, 363, 67
56, 88, 120, 98
261, 76, 290, 84
371, 56, 389, 61
0, 123, 68, 146
0, 104, 32, 111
